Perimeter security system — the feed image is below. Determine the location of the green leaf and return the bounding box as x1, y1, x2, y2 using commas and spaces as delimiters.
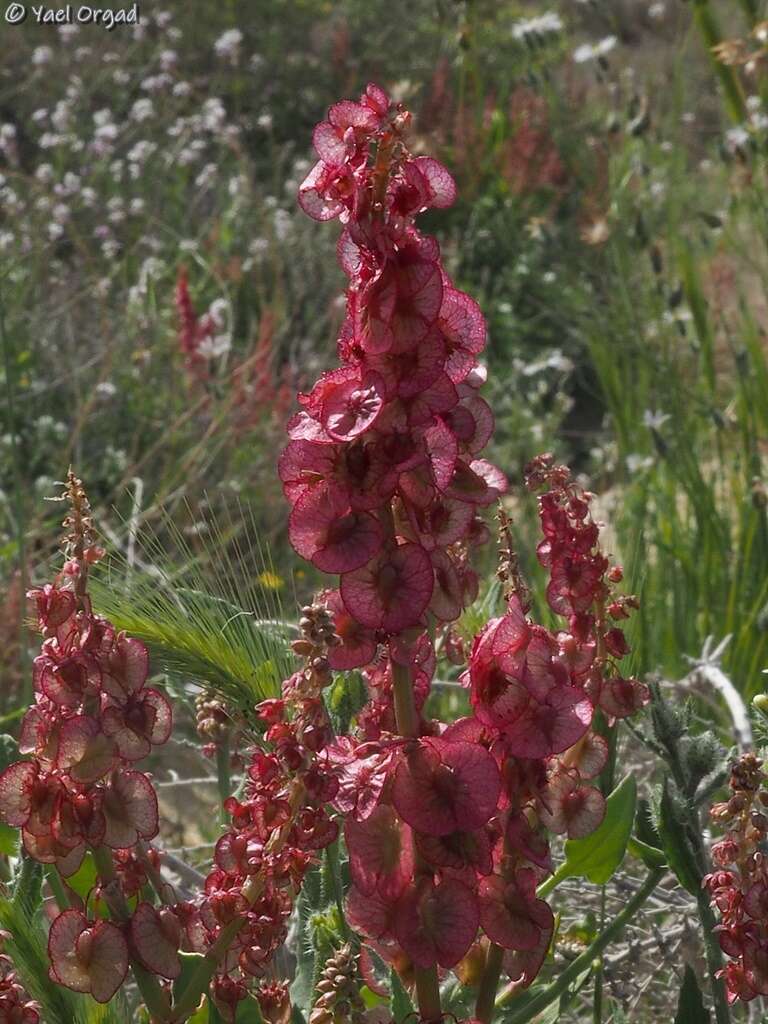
544, 775, 637, 892
173, 951, 211, 1007
657, 779, 700, 895
390, 967, 415, 1023
674, 966, 711, 1024
627, 836, 667, 870
0, 820, 19, 856
66, 851, 99, 902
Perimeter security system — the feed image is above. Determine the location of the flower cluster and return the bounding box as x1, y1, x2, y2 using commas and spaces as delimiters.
279, 82, 506, 675
705, 753, 768, 1004
0, 474, 170, 1004
195, 603, 342, 1021
333, 457, 642, 990
0, 940, 40, 1024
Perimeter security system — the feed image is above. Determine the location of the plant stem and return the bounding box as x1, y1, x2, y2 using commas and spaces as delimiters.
391, 659, 419, 738
92, 845, 173, 1021
691, 0, 747, 124
497, 868, 663, 1022
475, 943, 504, 1024
391, 658, 442, 1022
696, 888, 731, 1024
216, 734, 231, 824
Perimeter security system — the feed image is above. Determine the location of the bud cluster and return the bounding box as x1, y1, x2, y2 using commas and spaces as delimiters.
705, 753, 768, 1004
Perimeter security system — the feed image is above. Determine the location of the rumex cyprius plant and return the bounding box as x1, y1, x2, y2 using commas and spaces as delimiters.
0, 87, 655, 1024
280, 85, 648, 1024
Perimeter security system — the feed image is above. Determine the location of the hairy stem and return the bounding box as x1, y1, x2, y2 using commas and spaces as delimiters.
497, 868, 663, 1022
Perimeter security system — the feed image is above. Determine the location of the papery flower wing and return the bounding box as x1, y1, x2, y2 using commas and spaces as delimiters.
479, 873, 554, 952
502, 688, 592, 758
131, 902, 181, 980
340, 543, 433, 633
289, 486, 383, 574
101, 636, 149, 702
48, 911, 128, 1003
0, 761, 37, 827
345, 805, 413, 899
57, 716, 117, 783
346, 884, 394, 942
412, 157, 457, 209
392, 739, 501, 836
394, 878, 479, 968
102, 770, 159, 848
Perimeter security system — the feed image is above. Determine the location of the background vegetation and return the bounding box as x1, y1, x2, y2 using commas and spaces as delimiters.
1, 2, 767, 1018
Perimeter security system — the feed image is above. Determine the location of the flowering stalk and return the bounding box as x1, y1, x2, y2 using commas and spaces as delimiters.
0, 472, 175, 1010
280, 88, 649, 1023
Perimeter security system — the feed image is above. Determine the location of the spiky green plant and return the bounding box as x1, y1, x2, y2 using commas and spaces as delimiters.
89, 501, 295, 725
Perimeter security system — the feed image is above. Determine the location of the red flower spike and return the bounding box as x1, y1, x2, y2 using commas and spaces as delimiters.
392, 738, 501, 837
478, 871, 554, 951
130, 902, 182, 980
394, 877, 479, 969
340, 543, 434, 633
48, 910, 128, 1003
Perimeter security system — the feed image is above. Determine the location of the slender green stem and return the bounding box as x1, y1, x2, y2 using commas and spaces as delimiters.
475, 943, 504, 1024
324, 840, 350, 939
691, 0, 747, 125
696, 889, 731, 1024
391, 659, 419, 739
593, 888, 606, 1024
45, 866, 70, 911
497, 869, 663, 1022
216, 734, 231, 824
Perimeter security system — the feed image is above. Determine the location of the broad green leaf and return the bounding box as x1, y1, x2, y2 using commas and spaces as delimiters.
628, 836, 667, 869
674, 966, 711, 1024
657, 779, 700, 895
0, 820, 18, 856
390, 967, 415, 1023
543, 775, 637, 893
173, 951, 211, 1008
